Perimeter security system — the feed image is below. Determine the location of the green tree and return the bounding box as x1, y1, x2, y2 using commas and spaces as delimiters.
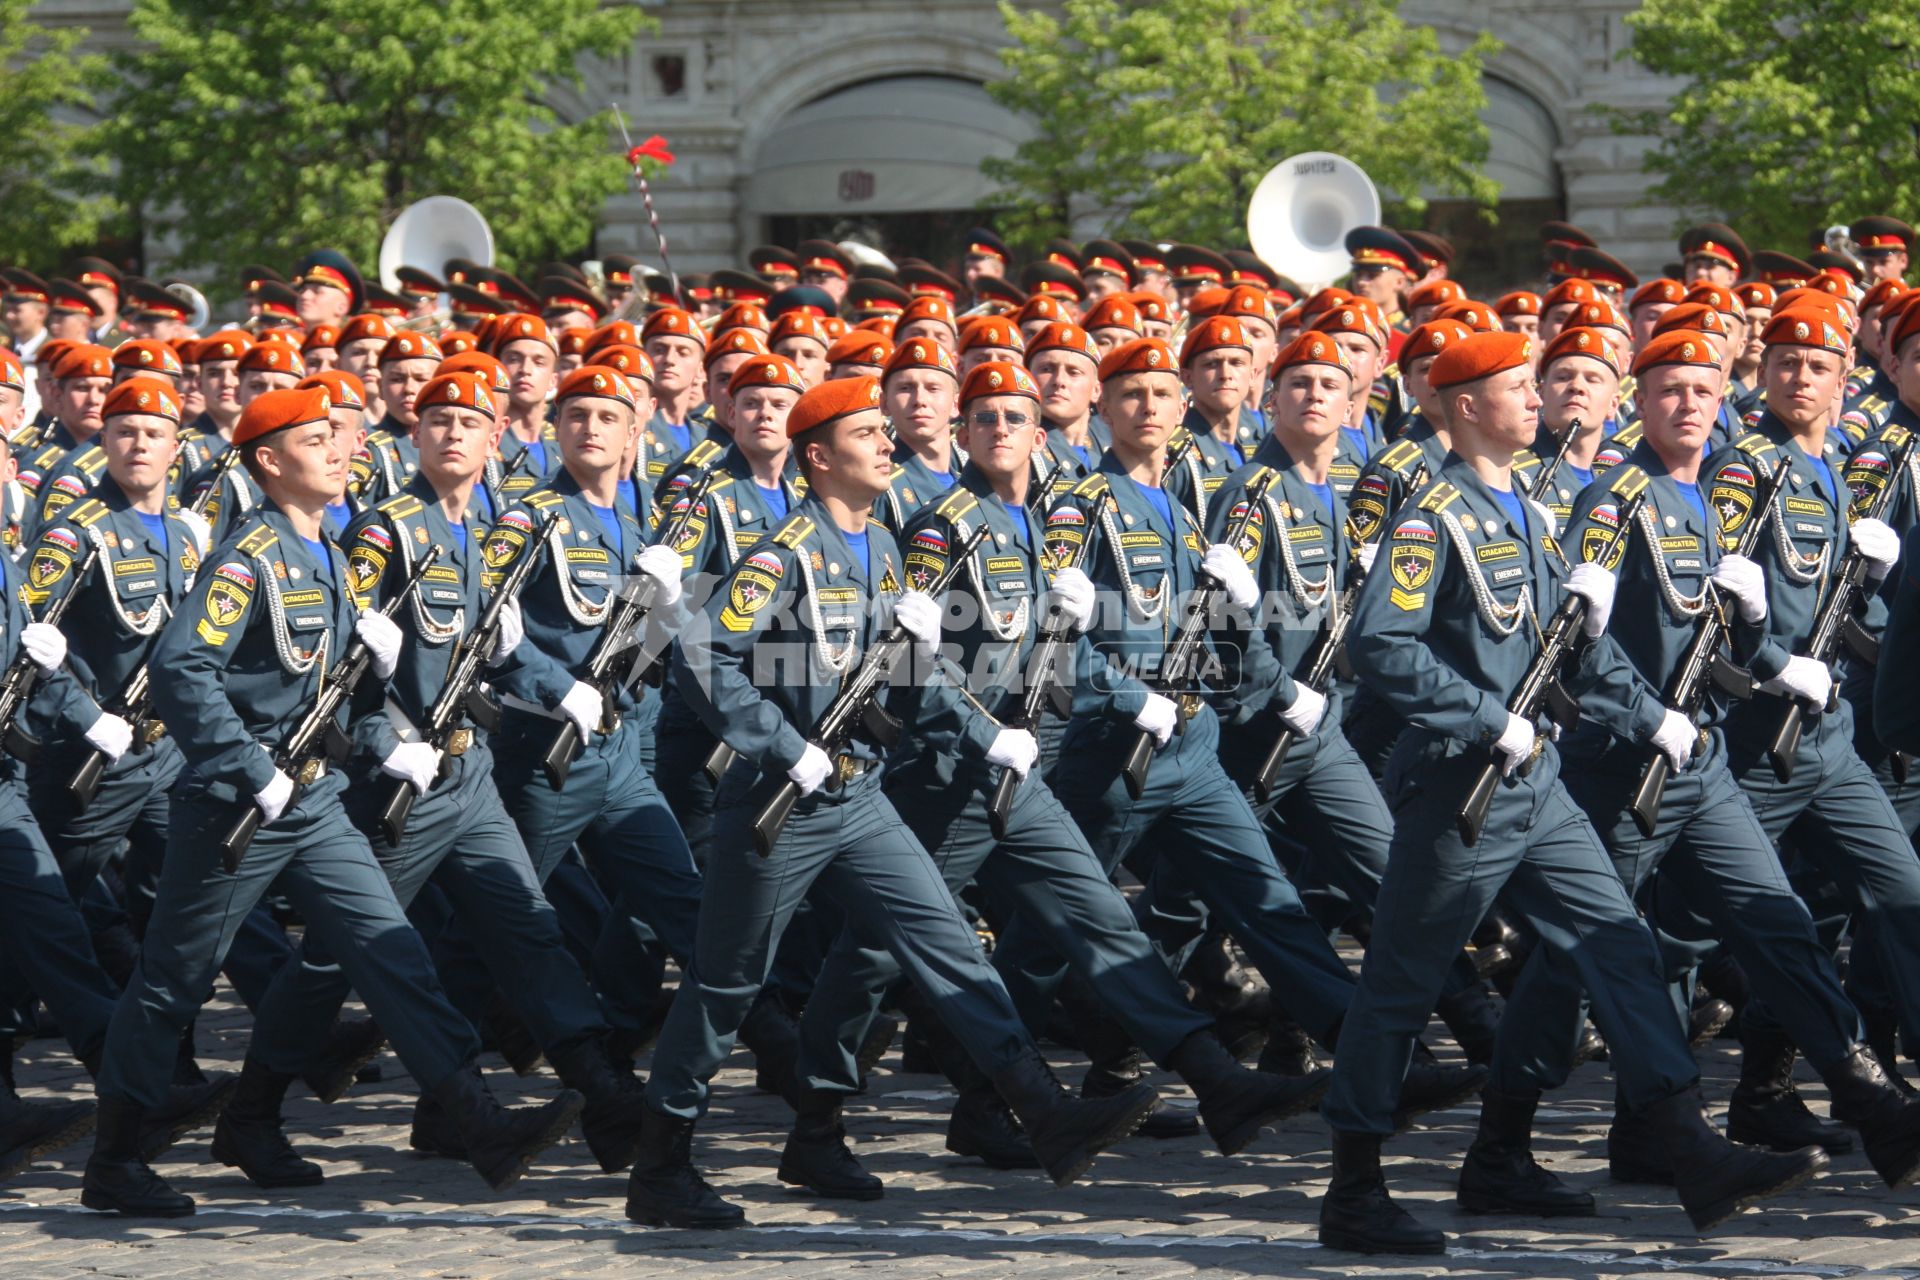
1618, 0, 1920, 249
100, 0, 652, 290
983, 0, 1500, 248
0, 0, 112, 264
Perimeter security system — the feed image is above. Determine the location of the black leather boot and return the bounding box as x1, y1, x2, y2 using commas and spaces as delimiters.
209, 1057, 324, 1187
1082, 1043, 1196, 1140
430, 1062, 583, 1192
548, 1035, 648, 1173
945, 1085, 1040, 1168
624, 1105, 746, 1228
1864, 1008, 1917, 1097
1318, 1130, 1445, 1255
1182, 931, 1271, 1060
0, 1066, 94, 1183
991, 1051, 1154, 1187
1393, 1054, 1489, 1130
853, 1013, 899, 1083
80, 1098, 194, 1217
1168, 1030, 1328, 1156
778, 1089, 883, 1199
301, 1017, 387, 1104
1607, 1102, 1673, 1185
1690, 996, 1735, 1047
410, 1090, 465, 1159
1648, 1087, 1827, 1230
1726, 1028, 1854, 1155
139, 1073, 236, 1161
737, 991, 801, 1106
1254, 1013, 1317, 1076
486, 992, 544, 1076
1823, 1044, 1920, 1187
1457, 1087, 1593, 1216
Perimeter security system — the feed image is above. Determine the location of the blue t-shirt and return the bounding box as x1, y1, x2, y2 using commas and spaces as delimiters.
522, 439, 548, 475
135, 509, 169, 553
1673, 480, 1709, 529
1565, 464, 1594, 490
1220, 440, 1245, 467
299, 535, 332, 577
1490, 484, 1530, 537
446, 521, 469, 554
1000, 497, 1033, 548
663, 422, 692, 457
322, 501, 352, 534
758, 482, 789, 521
844, 528, 871, 579
1305, 481, 1335, 521
1135, 478, 1175, 532
1808, 451, 1840, 508
1072, 444, 1091, 467
615, 478, 639, 523
1341, 425, 1369, 459
925, 468, 955, 493
588, 502, 625, 562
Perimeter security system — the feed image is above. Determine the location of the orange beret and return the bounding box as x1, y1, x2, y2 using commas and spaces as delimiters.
705, 328, 771, 367
35, 339, 73, 369
959, 316, 1023, 354
1434, 301, 1499, 333
1542, 326, 1624, 377
554, 364, 638, 410
556, 327, 592, 357
336, 315, 396, 347
111, 339, 184, 379
899, 297, 957, 331
853, 315, 898, 339
54, 344, 113, 381
715, 303, 770, 335
298, 370, 366, 411
1124, 291, 1171, 325
1302, 287, 1353, 316
825, 331, 894, 368
1302, 300, 1385, 346
1014, 295, 1069, 328
1631, 330, 1724, 377
1080, 296, 1143, 335
1883, 298, 1920, 359
1808, 271, 1853, 297
770, 312, 831, 350
1684, 283, 1740, 318
1218, 286, 1278, 323
1763, 307, 1852, 358
1628, 278, 1686, 312
1563, 300, 1631, 336
0, 347, 23, 393
959, 360, 1040, 407
238, 343, 307, 378
437, 350, 510, 395
302, 324, 340, 354
102, 376, 182, 424
1542, 279, 1599, 311
786, 375, 883, 438
1495, 291, 1542, 318
1184, 287, 1231, 322
1408, 279, 1467, 311
1735, 282, 1778, 311
1426, 331, 1533, 390
728, 355, 808, 398
1398, 320, 1474, 371
641, 307, 706, 349
1775, 287, 1849, 319
1650, 303, 1727, 338
1271, 331, 1355, 379
438, 330, 479, 356
1097, 337, 1178, 382
1180, 315, 1253, 366
256, 328, 303, 350
414, 371, 497, 418
493, 314, 556, 353
591, 344, 656, 384
821, 317, 849, 341
587, 320, 642, 356
1862, 280, 1908, 315
379, 333, 441, 366
233, 385, 331, 447
1025, 322, 1100, 367
883, 336, 958, 383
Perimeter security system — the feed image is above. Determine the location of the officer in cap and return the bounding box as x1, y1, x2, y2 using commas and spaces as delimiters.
292, 251, 363, 329
5, 271, 54, 375
1680, 223, 1752, 289
1079, 239, 1136, 303
1341, 227, 1422, 345
67, 258, 125, 343
795, 240, 854, 305
46, 278, 104, 344
749, 246, 801, 288
1401, 230, 1454, 283
960, 227, 1011, 303
1121, 240, 1173, 302
1852, 216, 1915, 284
1164, 244, 1232, 309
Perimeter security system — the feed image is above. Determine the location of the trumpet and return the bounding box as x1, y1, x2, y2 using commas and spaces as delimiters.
395, 308, 451, 334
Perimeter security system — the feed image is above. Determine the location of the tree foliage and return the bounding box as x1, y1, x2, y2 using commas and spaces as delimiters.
983, 0, 1500, 248
1620, 0, 1920, 248
0, 0, 113, 264
100, 0, 652, 290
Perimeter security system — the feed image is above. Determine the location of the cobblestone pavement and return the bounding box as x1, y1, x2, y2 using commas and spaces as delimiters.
5, 987, 1920, 1279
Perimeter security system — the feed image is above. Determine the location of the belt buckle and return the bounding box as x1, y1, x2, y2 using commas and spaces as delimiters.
143, 721, 167, 744
836, 755, 858, 788
446, 728, 472, 757
297, 758, 325, 785
1177, 693, 1202, 721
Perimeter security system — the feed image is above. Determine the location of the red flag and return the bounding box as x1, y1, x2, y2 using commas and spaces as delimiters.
628, 135, 675, 168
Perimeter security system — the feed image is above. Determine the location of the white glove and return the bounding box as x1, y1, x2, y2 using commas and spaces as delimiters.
1494, 713, 1536, 778
1651, 709, 1697, 774
1565, 562, 1617, 638
355, 608, 403, 679
20, 622, 66, 674
636, 543, 684, 605
558, 681, 603, 740
1760, 655, 1832, 709
1279, 684, 1327, 737
1709, 553, 1767, 623
175, 507, 212, 555
84, 713, 134, 762
381, 741, 443, 795
1528, 498, 1559, 539
986, 728, 1040, 778
787, 742, 833, 797
1046, 566, 1096, 633
894, 591, 941, 660
255, 768, 295, 825
488, 596, 524, 665
1134, 692, 1179, 747
1201, 543, 1260, 610
1852, 516, 1901, 581
1357, 542, 1379, 574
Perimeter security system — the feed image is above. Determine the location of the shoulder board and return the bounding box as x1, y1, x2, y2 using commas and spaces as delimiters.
66, 498, 109, 527
1733, 432, 1776, 458
930, 487, 980, 523
364, 428, 394, 448
376, 493, 424, 520
1378, 439, 1421, 470
1069, 473, 1111, 500
522, 489, 565, 510
236, 524, 279, 557
1511, 448, 1541, 470
74, 446, 106, 471
1606, 464, 1650, 499
1618, 374, 1638, 397
1416, 481, 1462, 514
681, 438, 726, 471
1882, 424, 1914, 449
771, 514, 816, 550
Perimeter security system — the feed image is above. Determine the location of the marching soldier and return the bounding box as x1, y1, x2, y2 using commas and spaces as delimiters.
495, 315, 563, 495
876, 336, 964, 530
640, 308, 708, 461
1026, 321, 1109, 479
1165, 315, 1257, 526
355, 332, 442, 505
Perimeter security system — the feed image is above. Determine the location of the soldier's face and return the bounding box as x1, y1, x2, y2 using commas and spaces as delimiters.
1331, 332, 1381, 391
804, 409, 893, 502
48, 310, 92, 342
258, 420, 346, 505
1182, 347, 1251, 414
1762, 345, 1845, 428
58, 376, 110, 435
1636, 365, 1720, 460
500, 340, 557, 411
2, 297, 46, 337
1867, 252, 1908, 283
101, 413, 179, 495
1348, 265, 1405, 311
1098, 371, 1182, 455
958, 345, 1020, 377
339, 340, 383, 379
1269, 366, 1352, 443
555, 396, 637, 476
381, 359, 436, 427
1402, 356, 1447, 421
0, 387, 23, 436
296, 281, 351, 327
1631, 302, 1673, 348
644, 334, 703, 395
707, 354, 755, 430
1239, 316, 1277, 379
1684, 256, 1735, 289
732, 386, 798, 462
239, 370, 297, 406
959, 393, 1038, 482
963, 255, 1004, 289
885, 369, 958, 448
416, 404, 493, 489
1541, 355, 1620, 432
1083, 273, 1124, 303
304, 346, 338, 373
1503, 313, 1540, 344
771, 337, 829, 387
896, 319, 956, 353
800, 271, 848, 304
1086, 327, 1131, 359
1028, 350, 1097, 425
1888, 335, 1920, 415
199, 360, 243, 417
328, 407, 366, 466
1452, 367, 1539, 455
